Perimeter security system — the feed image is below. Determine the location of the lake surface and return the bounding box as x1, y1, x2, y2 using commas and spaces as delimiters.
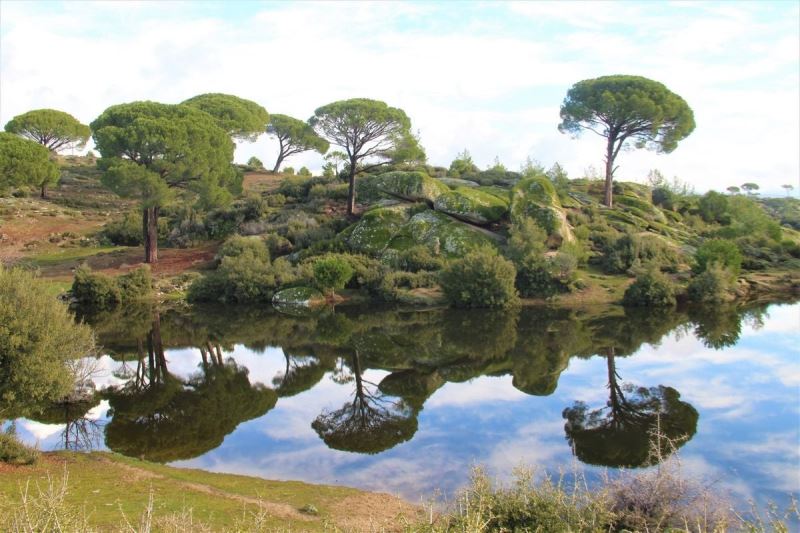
11, 299, 800, 511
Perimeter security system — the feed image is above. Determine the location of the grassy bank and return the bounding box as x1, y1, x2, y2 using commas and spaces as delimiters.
0, 451, 419, 531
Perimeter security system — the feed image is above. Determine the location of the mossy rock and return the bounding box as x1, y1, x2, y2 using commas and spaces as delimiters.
272, 286, 324, 306
346, 204, 413, 254
511, 177, 574, 245
434, 187, 509, 225
438, 177, 479, 188
615, 194, 667, 223
476, 186, 512, 203
388, 210, 498, 258
373, 171, 449, 205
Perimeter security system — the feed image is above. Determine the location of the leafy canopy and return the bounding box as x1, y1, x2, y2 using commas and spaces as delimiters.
0, 132, 60, 193
559, 75, 695, 154
266, 114, 329, 172
309, 98, 414, 167
4, 108, 90, 152
91, 101, 238, 208
181, 93, 269, 141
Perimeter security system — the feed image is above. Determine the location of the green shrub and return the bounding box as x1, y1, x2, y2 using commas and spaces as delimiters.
694, 239, 742, 276
204, 206, 244, 239
514, 254, 575, 298
117, 266, 152, 301
277, 176, 310, 199
265, 193, 286, 207
309, 182, 349, 200
377, 271, 439, 302
698, 191, 730, 223
313, 256, 354, 297
71, 265, 121, 308
187, 250, 276, 304
441, 248, 518, 308
246, 156, 263, 169
598, 233, 639, 274
392, 245, 445, 272
506, 216, 547, 263
100, 211, 143, 246
217, 235, 270, 263
283, 166, 295, 175
687, 266, 730, 303
623, 270, 676, 307
651, 187, 675, 210
298, 166, 311, 177
263, 232, 293, 257
0, 431, 38, 465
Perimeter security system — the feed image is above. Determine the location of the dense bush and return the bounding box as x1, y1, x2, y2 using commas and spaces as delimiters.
188, 250, 276, 303
72, 265, 152, 307
593, 232, 679, 274
651, 187, 676, 210
265, 193, 286, 207
694, 239, 742, 276
698, 191, 730, 223
217, 235, 270, 263
376, 271, 439, 302
246, 156, 263, 169
71, 266, 121, 307
687, 265, 730, 303
100, 211, 143, 246
313, 256, 354, 297
298, 166, 311, 177
390, 245, 445, 272
263, 232, 293, 257
441, 248, 518, 308
622, 270, 676, 307
516, 257, 565, 298
506, 217, 547, 263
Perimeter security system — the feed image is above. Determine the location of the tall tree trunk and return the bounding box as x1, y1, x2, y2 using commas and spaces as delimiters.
604, 137, 615, 208
143, 206, 159, 263
346, 158, 357, 216
40, 183, 48, 199
272, 152, 285, 173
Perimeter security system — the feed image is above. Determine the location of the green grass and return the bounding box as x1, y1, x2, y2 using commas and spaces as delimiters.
0, 452, 379, 531
24, 246, 127, 267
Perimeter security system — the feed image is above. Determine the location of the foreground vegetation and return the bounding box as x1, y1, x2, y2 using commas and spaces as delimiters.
0, 448, 795, 532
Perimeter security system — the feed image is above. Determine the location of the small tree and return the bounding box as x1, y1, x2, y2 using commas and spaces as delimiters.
559, 75, 695, 207
313, 256, 354, 299
298, 166, 312, 177
4, 108, 90, 152
694, 239, 742, 277
726, 186, 740, 195
247, 156, 264, 169
266, 114, 329, 173
91, 101, 237, 263
0, 132, 59, 196
622, 270, 676, 307
782, 184, 794, 197
449, 148, 478, 177
741, 182, 760, 196
310, 98, 418, 215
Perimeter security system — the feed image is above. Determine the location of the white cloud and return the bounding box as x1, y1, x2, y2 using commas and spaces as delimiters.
1, 2, 796, 191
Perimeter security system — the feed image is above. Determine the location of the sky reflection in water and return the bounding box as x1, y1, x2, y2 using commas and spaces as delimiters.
15, 301, 800, 510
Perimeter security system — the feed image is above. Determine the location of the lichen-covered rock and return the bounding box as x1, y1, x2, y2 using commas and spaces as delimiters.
434, 187, 509, 225
438, 177, 479, 188
373, 171, 449, 205
346, 204, 414, 254
389, 210, 497, 257
272, 286, 324, 306
615, 194, 667, 224
511, 177, 574, 245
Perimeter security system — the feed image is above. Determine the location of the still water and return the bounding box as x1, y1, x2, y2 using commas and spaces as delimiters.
13, 300, 800, 510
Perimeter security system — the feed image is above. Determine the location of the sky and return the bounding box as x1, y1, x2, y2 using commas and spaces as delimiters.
1, 0, 798, 195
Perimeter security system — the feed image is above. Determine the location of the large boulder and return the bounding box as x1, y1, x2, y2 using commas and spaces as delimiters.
346, 203, 414, 254
388, 210, 498, 258
511, 177, 574, 246
373, 171, 449, 205
438, 177, 479, 188
434, 187, 509, 225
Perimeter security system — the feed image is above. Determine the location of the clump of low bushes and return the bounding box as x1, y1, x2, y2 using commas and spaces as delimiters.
71, 265, 153, 308
623, 270, 676, 307
441, 247, 518, 308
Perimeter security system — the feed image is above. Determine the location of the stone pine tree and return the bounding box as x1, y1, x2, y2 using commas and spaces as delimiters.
0, 132, 59, 196
3, 109, 89, 197
180, 93, 269, 141
266, 114, 330, 173
309, 98, 419, 216
91, 102, 237, 264
559, 75, 695, 208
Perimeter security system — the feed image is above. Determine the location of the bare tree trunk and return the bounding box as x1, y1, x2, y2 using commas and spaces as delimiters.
604, 137, 615, 208
272, 152, 285, 173
40, 183, 48, 199
346, 157, 357, 216
144, 206, 159, 263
